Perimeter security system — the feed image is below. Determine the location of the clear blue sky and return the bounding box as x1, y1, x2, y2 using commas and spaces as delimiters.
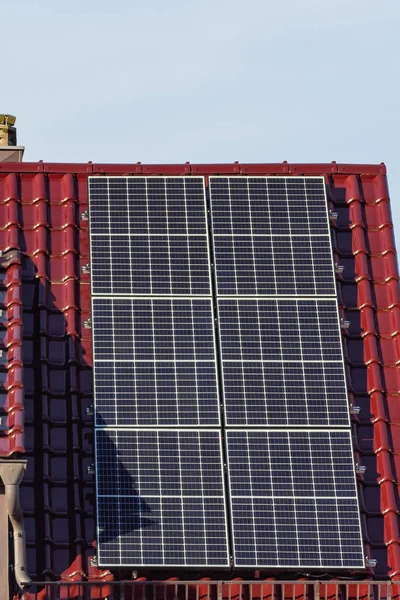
4, 0, 400, 233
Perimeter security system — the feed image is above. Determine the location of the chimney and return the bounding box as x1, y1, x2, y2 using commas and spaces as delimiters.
0, 114, 24, 162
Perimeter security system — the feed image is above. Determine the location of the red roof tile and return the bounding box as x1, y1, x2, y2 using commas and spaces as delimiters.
0, 162, 398, 582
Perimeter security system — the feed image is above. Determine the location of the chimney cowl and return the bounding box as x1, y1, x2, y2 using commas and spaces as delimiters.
0, 114, 24, 162
0, 114, 17, 146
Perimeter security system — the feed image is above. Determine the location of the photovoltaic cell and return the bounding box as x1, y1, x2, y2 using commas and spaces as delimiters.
92, 298, 220, 427
226, 430, 364, 568
89, 177, 211, 296
96, 429, 229, 566
217, 298, 349, 426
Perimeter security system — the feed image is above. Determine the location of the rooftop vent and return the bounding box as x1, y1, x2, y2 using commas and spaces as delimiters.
0, 114, 24, 162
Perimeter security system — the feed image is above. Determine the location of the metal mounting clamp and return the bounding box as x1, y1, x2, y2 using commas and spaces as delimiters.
335, 263, 345, 275
365, 556, 377, 568
340, 318, 351, 329
355, 463, 367, 476
83, 317, 92, 329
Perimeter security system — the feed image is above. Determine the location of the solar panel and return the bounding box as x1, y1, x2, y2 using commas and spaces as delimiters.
209, 177, 336, 296
218, 299, 343, 362
217, 298, 349, 426
212, 235, 335, 296
226, 430, 364, 568
92, 297, 220, 427
210, 177, 330, 236
89, 177, 211, 296
96, 429, 229, 567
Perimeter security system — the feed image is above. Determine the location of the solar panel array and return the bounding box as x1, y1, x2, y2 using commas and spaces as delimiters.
89, 175, 364, 570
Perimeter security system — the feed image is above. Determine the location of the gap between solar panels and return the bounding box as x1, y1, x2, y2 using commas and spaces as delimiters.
88, 175, 365, 570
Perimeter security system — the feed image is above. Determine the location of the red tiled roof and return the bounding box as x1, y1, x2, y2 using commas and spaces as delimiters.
0, 162, 398, 583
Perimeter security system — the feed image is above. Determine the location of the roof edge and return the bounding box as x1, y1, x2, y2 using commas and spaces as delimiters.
0, 161, 387, 175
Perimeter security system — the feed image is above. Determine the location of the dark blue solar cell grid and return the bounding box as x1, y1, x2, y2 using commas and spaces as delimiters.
209, 176, 335, 296
226, 430, 364, 568
92, 298, 216, 362
212, 235, 336, 296
217, 298, 348, 426
230, 496, 364, 568
218, 299, 343, 362
226, 430, 357, 497
90, 234, 211, 296
89, 177, 211, 296
89, 175, 362, 571
221, 362, 348, 427
209, 177, 329, 236
92, 298, 220, 427
89, 177, 207, 236
94, 362, 219, 427
96, 429, 229, 566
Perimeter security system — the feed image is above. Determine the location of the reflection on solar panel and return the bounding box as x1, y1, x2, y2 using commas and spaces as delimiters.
218, 298, 349, 426
210, 177, 335, 296
226, 430, 364, 568
92, 297, 220, 427
89, 177, 211, 295
96, 429, 229, 566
